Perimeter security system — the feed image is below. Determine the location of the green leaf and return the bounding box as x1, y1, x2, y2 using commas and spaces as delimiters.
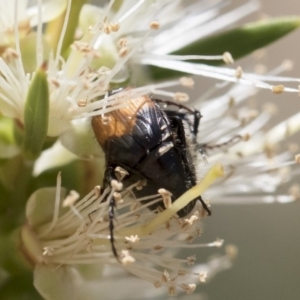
0, 155, 33, 231
0, 116, 20, 159
175, 16, 300, 61
111, 0, 123, 12
0, 272, 43, 300
0, 116, 15, 145
19, 33, 51, 74
0, 231, 31, 275
61, 0, 88, 57
23, 64, 49, 160
149, 16, 300, 81
45, 0, 87, 57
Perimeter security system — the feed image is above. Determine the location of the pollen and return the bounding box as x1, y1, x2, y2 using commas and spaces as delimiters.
223, 52, 234, 64
94, 185, 101, 198
49, 78, 60, 88
225, 244, 238, 260
186, 255, 196, 266
110, 22, 120, 32
228, 97, 235, 108
135, 179, 147, 190
162, 270, 171, 282
168, 286, 176, 296
119, 47, 128, 57
115, 166, 129, 181
199, 272, 207, 282
178, 269, 187, 276
121, 250, 135, 265
242, 133, 251, 142
149, 21, 160, 30
180, 283, 196, 294
272, 84, 285, 94
153, 245, 163, 251
2, 47, 19, 61
179, 77, 194, 88
103, 23, 111, 34
186, 235, 196, 243
118, 38, 128, 47
113, 192, 123, 203
42, 247, 54, 256
63, 190, 80, 207
77, 98, 87, 107
111, 179, 123, 191
71, 41, 93, 54
235, 66, 243, 78
125, 235, 140, 243
181, 214, 199, 230
213, 238, 224, 247
174, 92, 189, 102
158, 188, 172, 209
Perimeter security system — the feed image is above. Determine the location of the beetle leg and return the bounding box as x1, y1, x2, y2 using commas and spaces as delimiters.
199, 134, 242, 152
152, 98, 202, 137
109, 192, 119, 261
168, 115, 211, 216
104, 165, 121, 261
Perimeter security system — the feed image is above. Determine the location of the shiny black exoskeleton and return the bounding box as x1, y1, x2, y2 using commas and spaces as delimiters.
91, 89, 210, 258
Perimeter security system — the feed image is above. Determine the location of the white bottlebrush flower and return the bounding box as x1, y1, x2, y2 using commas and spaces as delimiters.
23, 165, 238, 299
1, 0, 298, 137
0, 0, 67, 47
24, 76, 300, 299
1, 0, 299, 299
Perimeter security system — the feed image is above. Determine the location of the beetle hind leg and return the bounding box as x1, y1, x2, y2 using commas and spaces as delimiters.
105, 165, 121, 261
108, 193, 119, 261
198, 196, 211, 216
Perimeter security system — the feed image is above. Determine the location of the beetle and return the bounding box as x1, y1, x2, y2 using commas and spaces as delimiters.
91, 88, 210, 258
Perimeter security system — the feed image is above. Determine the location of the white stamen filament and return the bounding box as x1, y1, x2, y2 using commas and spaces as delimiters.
117, 0, 145, 23
140, 59, 300, 93
39, 172, 62, 238
13, 0, 25, 79
54, 0, 72, 68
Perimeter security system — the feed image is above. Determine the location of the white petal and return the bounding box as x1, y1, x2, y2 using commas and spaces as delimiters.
34, 264, 165, 300
34, 264, 88, 300
27, 0, 68, 27
33, 140, 78, 176
59, 118, 104, 159
0, 0, 28, 30
26, 186, 67, 229
79, 4, 104, 34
